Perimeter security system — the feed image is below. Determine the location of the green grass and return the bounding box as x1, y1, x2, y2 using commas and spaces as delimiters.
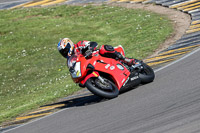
0, 5, 173, 124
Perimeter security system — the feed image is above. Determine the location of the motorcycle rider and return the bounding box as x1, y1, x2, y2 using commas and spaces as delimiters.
57, 38, 135, 66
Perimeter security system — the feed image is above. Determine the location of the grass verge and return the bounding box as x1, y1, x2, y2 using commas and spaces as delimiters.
0, 4, 173, 124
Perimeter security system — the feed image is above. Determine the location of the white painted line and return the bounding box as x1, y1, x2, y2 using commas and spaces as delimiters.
3, 106, 76, 133
188, 9, 200, 13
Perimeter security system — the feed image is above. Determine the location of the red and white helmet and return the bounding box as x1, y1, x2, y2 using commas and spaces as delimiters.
57, 38, 74, 58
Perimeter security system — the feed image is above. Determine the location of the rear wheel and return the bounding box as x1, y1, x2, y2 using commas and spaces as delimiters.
85, 77, 119, 99
139, 62, 155, 84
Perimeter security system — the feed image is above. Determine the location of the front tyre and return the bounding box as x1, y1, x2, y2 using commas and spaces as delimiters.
85, 77, 119, 99
139, 62, 155, 84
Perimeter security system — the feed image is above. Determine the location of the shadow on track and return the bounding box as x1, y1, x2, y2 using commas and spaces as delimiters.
42, 85, 140, 110
41, 94, 107, 110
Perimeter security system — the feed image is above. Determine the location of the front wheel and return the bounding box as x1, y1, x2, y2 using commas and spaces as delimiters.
139, 62, 155, 84
85, 77, 119, 99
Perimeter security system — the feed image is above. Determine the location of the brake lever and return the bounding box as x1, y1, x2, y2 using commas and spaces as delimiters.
132, 63, 142, 69
84, 51, 92, 58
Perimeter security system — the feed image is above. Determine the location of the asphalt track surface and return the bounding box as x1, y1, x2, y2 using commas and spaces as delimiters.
4, 47, 200, 133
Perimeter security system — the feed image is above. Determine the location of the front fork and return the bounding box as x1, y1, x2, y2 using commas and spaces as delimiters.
97, 76, 105, 83
79, 71, 105, 87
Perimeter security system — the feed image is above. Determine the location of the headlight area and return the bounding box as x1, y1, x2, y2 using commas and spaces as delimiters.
70, 62, 81, 78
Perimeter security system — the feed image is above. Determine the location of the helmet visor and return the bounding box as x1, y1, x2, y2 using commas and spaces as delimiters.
59, 47, 69, 58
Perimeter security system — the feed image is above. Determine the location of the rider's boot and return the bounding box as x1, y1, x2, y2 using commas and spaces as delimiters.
114, 51, 135, 66
123, 58, 135, 66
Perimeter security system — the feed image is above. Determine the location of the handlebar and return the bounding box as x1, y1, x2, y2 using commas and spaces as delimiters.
84, 50, 93, 58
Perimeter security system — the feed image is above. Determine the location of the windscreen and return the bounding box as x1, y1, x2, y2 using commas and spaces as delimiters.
67, 55, 77, 68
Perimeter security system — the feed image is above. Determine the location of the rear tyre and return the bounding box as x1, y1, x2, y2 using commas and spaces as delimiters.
139, 62, 155, 84
85, 77, 119, 99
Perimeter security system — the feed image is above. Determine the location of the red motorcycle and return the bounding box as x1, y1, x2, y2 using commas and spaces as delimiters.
67, 45, 155, 99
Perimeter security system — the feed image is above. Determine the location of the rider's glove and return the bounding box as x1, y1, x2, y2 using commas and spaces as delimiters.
114, 51, 125, 60
84, 49, 93, 58
124, 58, 135, 66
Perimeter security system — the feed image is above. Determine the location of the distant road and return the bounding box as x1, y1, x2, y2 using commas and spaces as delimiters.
0, 0, 30, 10
0, 0, 109, 9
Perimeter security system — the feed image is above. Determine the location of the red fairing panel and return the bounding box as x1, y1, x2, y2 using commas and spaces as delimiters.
114, 45, 125, 56
73, 50, 130, 90
89, 55, 130, 89
80, 71, 100, 85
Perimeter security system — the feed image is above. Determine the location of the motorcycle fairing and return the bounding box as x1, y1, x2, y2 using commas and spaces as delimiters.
80, 71, 100, 85
79, 54, 130, 90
